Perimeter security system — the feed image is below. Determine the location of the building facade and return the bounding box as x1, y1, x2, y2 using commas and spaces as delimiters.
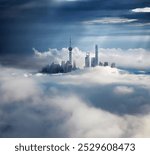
95, 44, 98, 66
85, 53, 90, 67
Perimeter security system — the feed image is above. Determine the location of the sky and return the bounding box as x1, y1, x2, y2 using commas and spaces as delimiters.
0, 0, 150, 58
0, 1, 150, 138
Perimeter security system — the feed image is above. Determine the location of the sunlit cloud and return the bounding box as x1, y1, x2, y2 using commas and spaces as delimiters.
132, 7, 150, 13
34, 47, 150, 70
113, 86, 134, 95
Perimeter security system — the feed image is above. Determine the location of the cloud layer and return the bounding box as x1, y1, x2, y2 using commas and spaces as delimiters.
34, 47, 150, 70
0, 65, 150, 137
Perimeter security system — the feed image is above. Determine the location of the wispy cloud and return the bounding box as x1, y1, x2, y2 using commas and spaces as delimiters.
83, 17, 138, 25
132, 23, 150, 27
132, 7, 150, 13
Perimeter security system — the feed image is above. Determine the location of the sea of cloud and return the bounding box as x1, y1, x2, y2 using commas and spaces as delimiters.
0, 64, 150, 138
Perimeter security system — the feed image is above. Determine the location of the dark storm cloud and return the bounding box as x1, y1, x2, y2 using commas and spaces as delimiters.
0, 0, 149, 57
0, 0, 149, 23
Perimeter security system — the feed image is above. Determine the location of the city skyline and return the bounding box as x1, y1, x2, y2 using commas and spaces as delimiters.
41, 39, 116, 74
0, 0, 150, 138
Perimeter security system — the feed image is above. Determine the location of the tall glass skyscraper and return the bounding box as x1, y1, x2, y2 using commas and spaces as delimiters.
95, 44, 98, 66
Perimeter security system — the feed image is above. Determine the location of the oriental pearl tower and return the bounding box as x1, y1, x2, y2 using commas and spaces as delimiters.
68, 37, 73, 65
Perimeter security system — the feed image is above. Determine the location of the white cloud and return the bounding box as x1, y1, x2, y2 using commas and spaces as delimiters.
0, 67, 40, 103
0, 66, 150, 137
114, 86, 134, 95
132, 7, 150, 13
34, 47, 150, 70
83, 17, 138, 25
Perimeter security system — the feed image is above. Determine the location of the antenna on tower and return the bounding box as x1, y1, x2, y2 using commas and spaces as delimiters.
68, 37, 73, 65
69, 36, 72, 47
68, 37, 72, 52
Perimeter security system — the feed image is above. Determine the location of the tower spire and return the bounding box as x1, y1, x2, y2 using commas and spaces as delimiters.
68, 37, 73, 65
95, 44, 98, 66
69, 37, 72, 48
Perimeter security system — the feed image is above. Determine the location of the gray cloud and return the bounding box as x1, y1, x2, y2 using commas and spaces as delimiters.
0, 0, 149, 56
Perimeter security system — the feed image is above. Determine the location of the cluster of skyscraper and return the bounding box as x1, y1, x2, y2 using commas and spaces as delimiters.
85, 45, 115, 68
41, 39, 116, 74
41, 38, 77, 74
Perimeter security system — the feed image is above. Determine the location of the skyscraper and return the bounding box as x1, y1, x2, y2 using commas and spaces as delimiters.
85, 53, 90, 67
91, 57, 96, 67
95, 44, 98, 66
68, 37, 73, 65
